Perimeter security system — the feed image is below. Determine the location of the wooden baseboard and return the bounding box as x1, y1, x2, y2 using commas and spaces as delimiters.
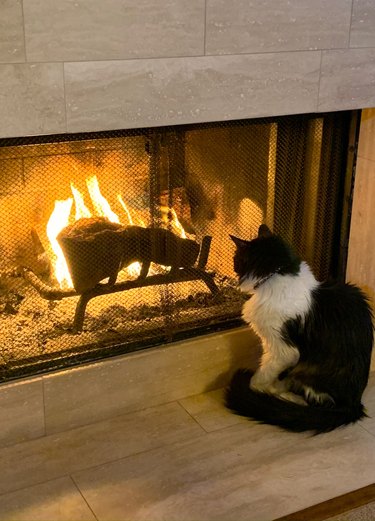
274, 483, 375, 521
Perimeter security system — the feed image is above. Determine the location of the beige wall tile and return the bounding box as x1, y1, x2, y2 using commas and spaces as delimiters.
0, 401, 204, 495
206, 0, 351, 55
65, 52, 320, 133
43, 328, 260, 433
0, 378, 44, 448
318, 49, 375, 112
23, 0, 205, 62
0, 63, 66, 138
0, 477, 96, 521
0, 0, 25, 63
350, 0, 375, 48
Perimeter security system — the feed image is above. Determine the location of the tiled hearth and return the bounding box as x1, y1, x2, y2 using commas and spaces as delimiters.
0, 362, 375, 520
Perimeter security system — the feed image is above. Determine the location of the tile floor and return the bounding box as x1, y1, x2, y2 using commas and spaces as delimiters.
1, 374, 375, 521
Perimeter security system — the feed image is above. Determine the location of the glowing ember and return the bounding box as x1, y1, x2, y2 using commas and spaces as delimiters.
46, 176, 189, 289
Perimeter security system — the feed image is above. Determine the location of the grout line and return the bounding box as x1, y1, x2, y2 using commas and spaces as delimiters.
357, 422, 375, 439
0, 474, 72, 499
176, 399, 210, 433
70, 475, 99, 521
9, 397, 205, 447
6, 45, 375, 67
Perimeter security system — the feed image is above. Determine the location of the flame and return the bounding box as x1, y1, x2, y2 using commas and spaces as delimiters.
71, 183, 91, 220
161, 206, 187, 239
86, 176, 120, 223
117, 194, 142, 277
46, 175, 188, 288
46, 198, 74, 289
117, 194, 146, 227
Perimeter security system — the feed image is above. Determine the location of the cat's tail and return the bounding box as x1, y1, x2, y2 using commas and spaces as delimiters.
225, 369, 366, 434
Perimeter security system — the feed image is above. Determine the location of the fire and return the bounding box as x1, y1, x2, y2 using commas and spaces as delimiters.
46, 176, 188, 289
46, 198, 74, 289
86, 176, 120, 224
161, 206, 187, 239
116, 194, 142, 277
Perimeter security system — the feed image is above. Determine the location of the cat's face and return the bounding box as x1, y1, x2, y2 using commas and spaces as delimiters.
229, 225, 300, 293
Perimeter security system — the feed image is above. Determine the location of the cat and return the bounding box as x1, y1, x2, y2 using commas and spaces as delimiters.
226, 224, 374, 433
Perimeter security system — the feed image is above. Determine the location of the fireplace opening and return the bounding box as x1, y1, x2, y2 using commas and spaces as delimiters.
0, 111, 358, 381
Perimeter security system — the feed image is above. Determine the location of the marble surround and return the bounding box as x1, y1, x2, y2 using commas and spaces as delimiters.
1, 2, 375, 479
0, 327, 260, 448
0, 373, 375, 520
1, 0, 375, 137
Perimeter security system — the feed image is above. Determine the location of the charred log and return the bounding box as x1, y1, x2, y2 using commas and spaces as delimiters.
57, 217, 200, 293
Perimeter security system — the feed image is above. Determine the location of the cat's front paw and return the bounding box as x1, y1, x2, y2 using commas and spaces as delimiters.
250, 372, 286, 395
249, 375, 274, 394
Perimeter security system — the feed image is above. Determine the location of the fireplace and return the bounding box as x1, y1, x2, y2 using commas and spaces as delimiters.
0, 110, 357, 381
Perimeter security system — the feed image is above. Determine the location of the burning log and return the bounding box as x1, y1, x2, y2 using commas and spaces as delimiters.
57, 217, 200, 293
57, 218, 126, 293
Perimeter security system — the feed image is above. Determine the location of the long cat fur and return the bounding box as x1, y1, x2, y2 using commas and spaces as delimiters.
226, 224, 374, 434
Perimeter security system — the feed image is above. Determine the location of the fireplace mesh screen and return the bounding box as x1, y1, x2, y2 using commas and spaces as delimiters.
0, 111, 354, 380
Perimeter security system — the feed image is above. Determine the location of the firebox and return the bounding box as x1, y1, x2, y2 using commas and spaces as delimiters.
0, 111, 358, 381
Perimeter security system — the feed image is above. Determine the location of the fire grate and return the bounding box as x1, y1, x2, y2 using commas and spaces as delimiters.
0, 111, 358, 381
21, 234, 217, 332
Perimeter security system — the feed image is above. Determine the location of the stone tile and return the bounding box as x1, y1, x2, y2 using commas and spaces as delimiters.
72, 422, 375, 521
318, 49, 375, 112
0, 0, 25, 63
0, 477, 96, 521
0, 401, 204, 495
350, 0, 375, 48
206, 0, 351, 55
179, 388, 248, 432
358, 108, 375, 162
43, 328, 260, 433
0, 378, 44, 449
23, 0, 205, 62
65, 52, 320, 133
0, 63, 66, 138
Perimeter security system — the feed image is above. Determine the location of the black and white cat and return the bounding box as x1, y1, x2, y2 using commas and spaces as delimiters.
226, 224, 374, 433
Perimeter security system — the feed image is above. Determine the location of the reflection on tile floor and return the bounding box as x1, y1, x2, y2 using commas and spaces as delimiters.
0, 375, 375, 521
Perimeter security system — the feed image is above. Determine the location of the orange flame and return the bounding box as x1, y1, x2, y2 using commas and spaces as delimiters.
46, 198, 73, 289
46, 176, 188, 288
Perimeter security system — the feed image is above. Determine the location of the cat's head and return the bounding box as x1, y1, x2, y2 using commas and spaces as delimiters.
229, 224, 301, 293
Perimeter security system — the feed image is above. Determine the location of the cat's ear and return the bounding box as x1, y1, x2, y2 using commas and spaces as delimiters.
258, 224, 273, 239
229, 235, 249, 248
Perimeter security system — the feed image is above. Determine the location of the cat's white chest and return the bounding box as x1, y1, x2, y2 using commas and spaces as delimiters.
242, 295, 284, 339
241, 263, 319, 339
